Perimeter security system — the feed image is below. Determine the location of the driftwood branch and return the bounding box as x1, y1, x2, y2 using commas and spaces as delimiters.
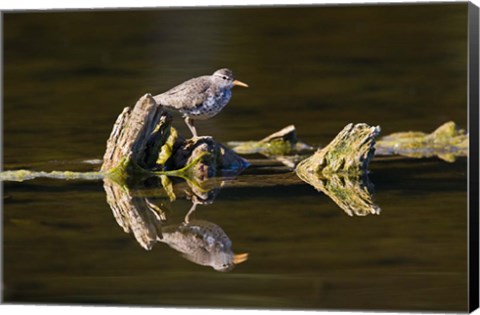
228, 125, 313, 156
376, 121, 468, 162
293, 123, 381, 216
296, 123, 380, 176
100, 94, 249, 182
101, 94, 167, 172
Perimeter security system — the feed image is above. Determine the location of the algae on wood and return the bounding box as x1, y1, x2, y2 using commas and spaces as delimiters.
229, 121, 467, 166
228, 125, 313, 168
0, 170, 103, 182
101, 93, 249, 182
101, 94, 168, 172
168, 136, 250, 179
296, 123, 380, 177
376, 121, 468, 162
295, 123, 381, 216
228, 125, 313, 156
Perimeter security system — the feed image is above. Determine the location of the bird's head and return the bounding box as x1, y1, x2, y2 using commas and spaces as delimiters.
212, 68, 249, 89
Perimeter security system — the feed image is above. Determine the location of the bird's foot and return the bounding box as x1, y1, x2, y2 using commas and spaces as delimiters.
185, 135, 212, 145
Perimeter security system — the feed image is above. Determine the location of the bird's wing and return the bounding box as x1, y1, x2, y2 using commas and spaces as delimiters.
154, 76, 210, 110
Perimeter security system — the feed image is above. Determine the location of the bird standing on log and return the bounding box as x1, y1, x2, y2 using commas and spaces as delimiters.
153, 68, 248, 137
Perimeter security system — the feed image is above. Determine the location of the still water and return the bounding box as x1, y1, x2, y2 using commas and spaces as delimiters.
2, 3, 469, 311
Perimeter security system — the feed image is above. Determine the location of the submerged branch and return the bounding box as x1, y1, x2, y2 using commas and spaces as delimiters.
376, 121, 468, 162
0, 170, 104, 182
228, 125, 314, 164
228, 121, 467, 166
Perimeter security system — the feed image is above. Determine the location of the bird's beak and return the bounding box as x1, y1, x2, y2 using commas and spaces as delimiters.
233, 253, 249, 264
233, 80, 249, 88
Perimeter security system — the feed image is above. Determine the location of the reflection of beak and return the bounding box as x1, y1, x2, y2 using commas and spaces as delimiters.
233, 80, 249, 88
233, 253, 249, 264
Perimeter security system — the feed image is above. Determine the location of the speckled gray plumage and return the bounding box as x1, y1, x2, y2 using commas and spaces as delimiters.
160, 220, 236, 271
152, 69, 247, 137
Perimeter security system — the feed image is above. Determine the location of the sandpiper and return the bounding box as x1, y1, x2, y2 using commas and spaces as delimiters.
153, 68, 248, 137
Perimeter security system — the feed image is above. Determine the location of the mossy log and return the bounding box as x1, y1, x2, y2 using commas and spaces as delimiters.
0, 170, 103, 182
101, 94, 249, 182
376, 121, 468, 162
227, 125, 314, 168
167, 136, 250, 179
228, 125, 313, 156
101, 94, 167, 172
296, 123, 380, 177
294, 123, 381, 216
228, 121, 467, 164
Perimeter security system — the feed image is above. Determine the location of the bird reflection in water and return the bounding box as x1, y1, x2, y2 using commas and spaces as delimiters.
161, 219, 248, 272
103, 175, 248, 272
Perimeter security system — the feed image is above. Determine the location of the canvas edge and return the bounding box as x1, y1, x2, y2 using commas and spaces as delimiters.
468, 1, 480, 313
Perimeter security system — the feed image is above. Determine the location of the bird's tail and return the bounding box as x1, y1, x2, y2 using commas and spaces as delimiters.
152, 95, 178, 112
152, 95, 164, 106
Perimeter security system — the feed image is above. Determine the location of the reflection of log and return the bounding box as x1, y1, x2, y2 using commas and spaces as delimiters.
103, 179, 165, 250
300, 173, 380, 216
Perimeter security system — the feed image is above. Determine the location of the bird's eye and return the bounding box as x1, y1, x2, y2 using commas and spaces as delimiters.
222, 76, 228, 80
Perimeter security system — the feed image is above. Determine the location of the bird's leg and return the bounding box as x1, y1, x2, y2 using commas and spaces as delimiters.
184, 116, 198, 138
183, 202, 198, 224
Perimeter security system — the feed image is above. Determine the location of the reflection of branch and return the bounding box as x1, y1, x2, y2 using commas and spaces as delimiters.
103, 179, 165, 250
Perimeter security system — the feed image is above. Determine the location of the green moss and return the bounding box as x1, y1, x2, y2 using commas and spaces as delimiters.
105, 156, 151, 185
155, 151, 210, 179
0, 170, 104, 182
157, 127, 178, 166
376, 121, 468, 162
228, 125, 313, 158
160, 175, 176, 202
297, 123, 379, 177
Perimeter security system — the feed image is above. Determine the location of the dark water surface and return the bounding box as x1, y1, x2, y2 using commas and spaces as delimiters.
2, 3, 469, 312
